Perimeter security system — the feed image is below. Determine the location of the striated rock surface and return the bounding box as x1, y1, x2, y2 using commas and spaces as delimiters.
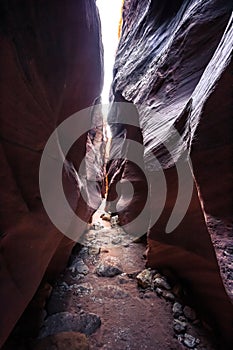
107, 0, 233, 347
0, 0, 103, 347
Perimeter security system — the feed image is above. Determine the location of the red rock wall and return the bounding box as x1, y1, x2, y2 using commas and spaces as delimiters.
0, 0, 103, 347
107, 0, 233, 346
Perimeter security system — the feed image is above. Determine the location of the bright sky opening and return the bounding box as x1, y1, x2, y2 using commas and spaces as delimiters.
96, 0, 122, 104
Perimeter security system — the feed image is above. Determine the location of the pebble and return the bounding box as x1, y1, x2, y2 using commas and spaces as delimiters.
88, 247, 100, 255
153, 277, 171, 290
111, 237, 122, 245
178, 315, 186, 323
61, 282, 69, 290
117, 273, 130, 284
172, 302, 183, 318
95, 257, 123, 277
136, 269, 154, 289
173, 319, 187, 334
224, 246, 233, 256
183, 333, 198, 348
155, 287, 163, 296
162, 291, 175, 301
110, 215, 119, 227
100, 213, 111, 221
69, 259, 89, 275
92, 222, 104, 230
71, 283, 93, 296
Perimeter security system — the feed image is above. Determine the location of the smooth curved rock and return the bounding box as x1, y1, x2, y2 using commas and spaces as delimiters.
0, 0, 103, 347
107, 0, 233, 346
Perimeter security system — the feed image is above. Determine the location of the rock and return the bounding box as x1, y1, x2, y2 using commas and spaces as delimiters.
34, 332, 89, 350
183, 333, 198, 348
144, 291, 156, 299
172, 302, 183, 318
69, 259, 89, 275
95, 257, 123, 277
224, 246, 233, 256
136, 269, 154, 288
100, 213, 111, 221
60, 282, 69, 290
178, 316, 187, 323
155, 288, 163, 296
88, 247, 100, 255
110, 215, 119, 227
111, 237, 122, 245
92, 222, 104, 230
117, 273, 130, 284
162, 291, 175, 302
39, 311, 101, 338
153, 277, 171, 290
127, 271, 141, 279
183, 306, 197, 321
173, 319, 187, 334
71, 283, 93, 296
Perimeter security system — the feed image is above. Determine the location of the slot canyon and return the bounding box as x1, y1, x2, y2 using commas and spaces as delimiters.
0, 0, 232, 349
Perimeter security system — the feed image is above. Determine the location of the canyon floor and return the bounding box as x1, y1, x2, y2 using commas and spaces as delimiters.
32, 205, 219, 350
4, 204, 231, 350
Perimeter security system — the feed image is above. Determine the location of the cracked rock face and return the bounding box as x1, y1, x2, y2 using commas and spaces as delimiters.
107, 0, 233, 346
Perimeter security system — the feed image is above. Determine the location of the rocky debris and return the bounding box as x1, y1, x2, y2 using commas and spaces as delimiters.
34, 215, 216, 350
95, 257, 123, 277
39, 311, 101, 338
183, 306, 197, 322
162, 291, 175, 302
153, 275, 171, 290
88, 247, 100, 255
80, 226, 132, 248
172, 302, 183, 318
69, 259, 89, 275
224, 245, 233, 256
71, 283, 93, 297
207, 216, 233, 301
173, 319, 187, 334
34, 332, 89, 350
183, 333, 200, 349
136, 269, 154, 289
155, 288, 163, 297
111, 237, 122, 245
92, 222, 104, 230
110, 215, 119, 228
135, 268, 205, 348
117, 273, 130, 285
100, 212, 111, 221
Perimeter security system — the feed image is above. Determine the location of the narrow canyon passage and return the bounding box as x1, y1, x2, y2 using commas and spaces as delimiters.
4, 206, 219, 350
0, 1, 233, 350
2, 204, 233, 350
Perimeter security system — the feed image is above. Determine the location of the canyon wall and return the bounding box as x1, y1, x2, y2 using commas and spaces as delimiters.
107, 0, 233, 347
0, 0, 103, 347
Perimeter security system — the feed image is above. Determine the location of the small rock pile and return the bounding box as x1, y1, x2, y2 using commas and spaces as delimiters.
136, 269, 201, 349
